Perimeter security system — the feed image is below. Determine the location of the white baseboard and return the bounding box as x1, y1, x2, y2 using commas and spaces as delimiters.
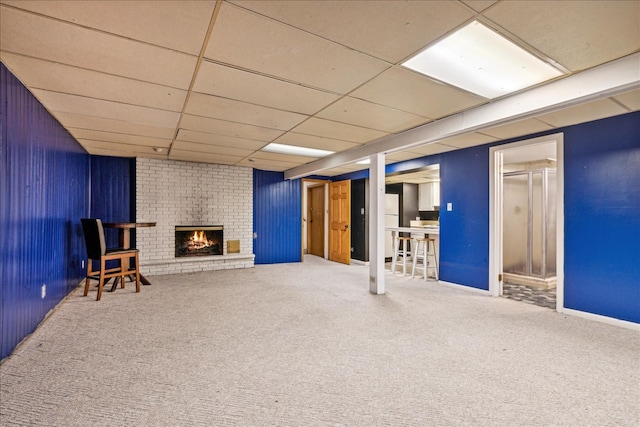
438, 280, 491, 295
561, 308, 640, 331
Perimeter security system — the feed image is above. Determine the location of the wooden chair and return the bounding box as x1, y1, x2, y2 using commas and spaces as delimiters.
81, 218, 140, 301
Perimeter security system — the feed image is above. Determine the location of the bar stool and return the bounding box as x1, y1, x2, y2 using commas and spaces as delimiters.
391, 235, 412, 275
411, 237, 438, 281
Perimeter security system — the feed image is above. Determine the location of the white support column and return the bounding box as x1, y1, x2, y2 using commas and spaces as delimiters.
369, 152, 386, 294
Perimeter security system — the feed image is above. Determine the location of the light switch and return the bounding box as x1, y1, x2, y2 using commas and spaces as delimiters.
447, 202, 453, 211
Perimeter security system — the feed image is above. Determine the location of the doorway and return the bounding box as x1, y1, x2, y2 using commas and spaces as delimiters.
307, 185, 325, 257
489, 133, 564, 312
302, 179, 329, 260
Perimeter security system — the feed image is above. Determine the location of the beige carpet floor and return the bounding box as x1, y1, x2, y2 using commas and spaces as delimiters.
1, 256, 638, 426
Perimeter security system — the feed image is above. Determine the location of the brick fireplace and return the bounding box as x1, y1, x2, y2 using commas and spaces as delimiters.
136, 158, 254, 275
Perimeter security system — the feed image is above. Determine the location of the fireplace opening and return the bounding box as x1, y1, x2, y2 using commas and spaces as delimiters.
175, 225, 223, 257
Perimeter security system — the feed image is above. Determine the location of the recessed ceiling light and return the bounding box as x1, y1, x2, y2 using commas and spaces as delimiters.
356, 159, 371, 165
152, 147, 165, 153
402, 21, 563, 99
261, 143, 334, 157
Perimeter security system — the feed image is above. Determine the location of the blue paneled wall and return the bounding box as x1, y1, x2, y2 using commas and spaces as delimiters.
90, 156, 136, 249
1, 62, 90, 359
563, 113, 639, 322
253, 169, 302, 264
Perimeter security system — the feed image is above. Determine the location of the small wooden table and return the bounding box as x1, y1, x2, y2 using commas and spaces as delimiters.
103, 222, 156, 286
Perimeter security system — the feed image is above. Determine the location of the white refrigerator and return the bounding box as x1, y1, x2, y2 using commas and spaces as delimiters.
384, 193, 399, 258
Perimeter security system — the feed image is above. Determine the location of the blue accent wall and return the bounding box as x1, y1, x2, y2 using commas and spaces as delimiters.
90, 156, 136, 249
253, 169, 302, 264
438, 146, 490, 290
563, 113, 639, 323
1, 62, 90, 359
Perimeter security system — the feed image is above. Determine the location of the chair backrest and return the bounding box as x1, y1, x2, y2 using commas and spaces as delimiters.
81, 218, 107, 259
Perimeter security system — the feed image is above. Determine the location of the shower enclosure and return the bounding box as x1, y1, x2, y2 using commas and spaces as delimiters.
503, 168, 557, 285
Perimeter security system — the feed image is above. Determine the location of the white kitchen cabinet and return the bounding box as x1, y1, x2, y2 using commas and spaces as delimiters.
419, 182, 440, 210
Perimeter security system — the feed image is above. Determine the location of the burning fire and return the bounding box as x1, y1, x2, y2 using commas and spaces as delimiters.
188, 230, 215, 250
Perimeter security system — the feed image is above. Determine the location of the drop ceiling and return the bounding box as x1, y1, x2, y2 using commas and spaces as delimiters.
1, 0, 638, 177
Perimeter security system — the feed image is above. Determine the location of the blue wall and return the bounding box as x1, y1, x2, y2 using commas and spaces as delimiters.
335, 111, 640, 323
253, 169, 302, 264
563, 113, 639, 323
1, 62, 90, 359
90, 156, 136, 249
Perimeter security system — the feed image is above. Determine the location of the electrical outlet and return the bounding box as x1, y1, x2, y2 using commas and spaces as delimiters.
41, 284, 46, 299
82, 260, 85, 269
447, 202, 453, 211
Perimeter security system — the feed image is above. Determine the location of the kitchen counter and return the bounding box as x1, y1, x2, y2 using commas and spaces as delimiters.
386, 226, 439, 235
386, 226, 440, 277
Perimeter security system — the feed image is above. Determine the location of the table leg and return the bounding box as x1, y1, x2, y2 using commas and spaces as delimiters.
119, 229, 131, 249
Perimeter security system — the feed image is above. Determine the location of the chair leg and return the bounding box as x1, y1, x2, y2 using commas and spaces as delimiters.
134, 253, 140, 293
97, 258, 106, 301
84, 262, 92, 296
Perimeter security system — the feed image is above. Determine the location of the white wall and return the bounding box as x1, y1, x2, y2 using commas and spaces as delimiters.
136, 158, 254, 275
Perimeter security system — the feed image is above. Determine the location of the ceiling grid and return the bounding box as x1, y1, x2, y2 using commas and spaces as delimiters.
0, 0, 637, 174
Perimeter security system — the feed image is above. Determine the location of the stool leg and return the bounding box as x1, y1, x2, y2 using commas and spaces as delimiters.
391, 236, 399, 274
411, 240, 418, 278
402, 239, 408, 276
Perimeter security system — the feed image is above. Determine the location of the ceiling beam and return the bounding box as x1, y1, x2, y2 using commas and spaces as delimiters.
284, 53, 640, 180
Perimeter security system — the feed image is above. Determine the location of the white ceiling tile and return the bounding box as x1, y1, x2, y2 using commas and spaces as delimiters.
432, 133, 499, 149
69, 129, 172, 148
292, 118, 388, 143
480, 119, 554, 140
231, 0, 473, 63
204, 3, 389, 93
79, 139, 165, 157
252, 151, 321, 164
3, 0, 215, 55
31, 89, 180, 128
399, 142, 460, 155
180, 114, 284, 141
1, 53, 187, 111
461, 1, 499, 13
176, 129, 267, 150
53, 113, 176, 139
351, 67, 486, 119
85, 147, 167, 160
170, 141, 255, 157
316, 97, 428, 133
0, 6, 197, 89
170, 150, 243, 165
185, 92, 308, 131
535, 98, 629, 128
613, 89, 640, 111
318, 166, 362, 177
485, 1, 640, 72
274, 133, 360, 153
236, 155, 305, 168
235, 159, 289, 171
385, 151, 427, 163
193, 61, 340, 115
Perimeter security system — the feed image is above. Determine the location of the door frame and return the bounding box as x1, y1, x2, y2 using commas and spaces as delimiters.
489, 133, 565, 312
302, 179, 329, 261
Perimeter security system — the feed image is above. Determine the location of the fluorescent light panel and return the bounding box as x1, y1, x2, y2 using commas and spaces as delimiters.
261, 143, 334, 157
402, 21, 563, 99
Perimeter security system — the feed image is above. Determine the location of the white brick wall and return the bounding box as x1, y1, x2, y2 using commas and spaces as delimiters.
136, 158, 254, 275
